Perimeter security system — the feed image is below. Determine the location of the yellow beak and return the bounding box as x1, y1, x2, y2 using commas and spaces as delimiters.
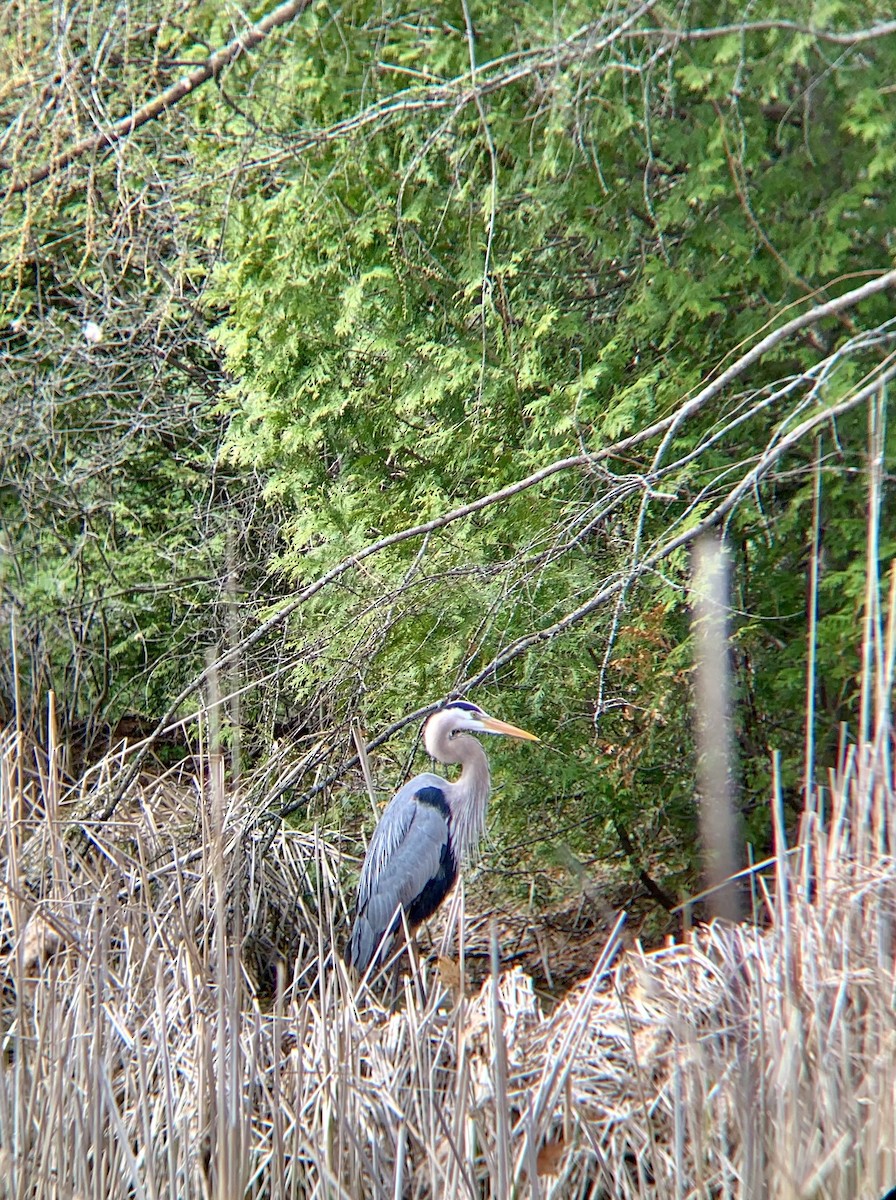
479, 715, 540, 742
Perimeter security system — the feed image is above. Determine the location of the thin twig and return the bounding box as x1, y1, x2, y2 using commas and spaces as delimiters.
6, 0, 312, 196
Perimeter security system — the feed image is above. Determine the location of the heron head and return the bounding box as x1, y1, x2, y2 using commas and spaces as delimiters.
427, 700, 539, 745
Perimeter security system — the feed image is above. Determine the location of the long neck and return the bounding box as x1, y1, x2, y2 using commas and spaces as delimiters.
445, 734, 491, 865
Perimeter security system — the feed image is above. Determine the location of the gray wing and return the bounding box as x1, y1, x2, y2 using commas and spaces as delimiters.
348, 774, 450, 973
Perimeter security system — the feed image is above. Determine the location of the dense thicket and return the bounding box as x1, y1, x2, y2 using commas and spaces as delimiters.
2, 1, 894, 896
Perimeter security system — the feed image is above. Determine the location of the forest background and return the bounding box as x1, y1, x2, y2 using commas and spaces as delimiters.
2, 0, 895, 917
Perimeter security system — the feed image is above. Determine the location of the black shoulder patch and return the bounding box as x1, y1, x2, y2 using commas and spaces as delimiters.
406, 838, 457, 927
416, 785, 450, 818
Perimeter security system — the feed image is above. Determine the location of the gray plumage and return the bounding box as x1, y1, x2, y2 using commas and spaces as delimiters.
348, 773, 453, 975
347, 702, 537, 975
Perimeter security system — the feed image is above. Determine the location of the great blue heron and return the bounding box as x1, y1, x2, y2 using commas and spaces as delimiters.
347, 700, 538, 974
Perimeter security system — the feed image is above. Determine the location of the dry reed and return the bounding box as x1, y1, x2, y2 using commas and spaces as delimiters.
1, 569, 895, 1197
0, 713, 892, 1198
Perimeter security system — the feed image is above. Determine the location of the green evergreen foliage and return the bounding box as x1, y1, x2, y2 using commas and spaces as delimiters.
2, 1, 894, 892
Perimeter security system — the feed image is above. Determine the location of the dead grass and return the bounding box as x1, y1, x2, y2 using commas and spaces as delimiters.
0, 705, 893, 1199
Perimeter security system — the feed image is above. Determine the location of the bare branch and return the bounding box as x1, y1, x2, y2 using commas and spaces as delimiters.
647, 18, 896, 45
5, 0, 311, 196
649, 269, 896, 472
